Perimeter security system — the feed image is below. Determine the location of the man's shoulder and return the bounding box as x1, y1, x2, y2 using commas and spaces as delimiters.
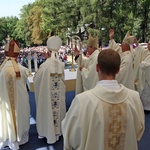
125, 87, 140, 99
76, 90, 89, 97
76, 90, 92, 99
89, 50, 99, 61
94, 49, 100, 55
75, 89, 97, 103
74, 90, 97, 109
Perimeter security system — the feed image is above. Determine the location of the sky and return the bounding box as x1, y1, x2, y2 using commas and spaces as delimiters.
0, 0, 35, 18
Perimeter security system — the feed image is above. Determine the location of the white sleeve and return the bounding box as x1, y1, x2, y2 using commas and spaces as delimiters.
61, 97, 81, 150
109, 39, 122, 54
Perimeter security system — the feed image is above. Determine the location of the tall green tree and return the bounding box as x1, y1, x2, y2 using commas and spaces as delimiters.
135, 0, 150, 42
28, 5, 47, 45
0, 17, 19, 45
41, 0, 64, 34
0, 17, 8, 46
14, 3, 34, 47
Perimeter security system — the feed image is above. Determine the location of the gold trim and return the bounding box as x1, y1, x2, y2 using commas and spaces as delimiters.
50, 73, 62, 77
6, 68, 17, 136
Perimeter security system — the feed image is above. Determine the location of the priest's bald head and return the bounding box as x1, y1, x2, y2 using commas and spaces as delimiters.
97, 49, 121, 80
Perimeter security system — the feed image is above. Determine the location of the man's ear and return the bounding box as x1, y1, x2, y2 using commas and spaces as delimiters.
116, 67, 120, 74
96, 64, 99, 72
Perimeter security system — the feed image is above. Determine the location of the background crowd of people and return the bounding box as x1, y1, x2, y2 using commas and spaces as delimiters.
0, 45, 74, 70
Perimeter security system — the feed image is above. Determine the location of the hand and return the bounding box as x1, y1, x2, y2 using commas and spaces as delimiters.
73, 46, 79, 56
109, 28, 114, 40
43, 51, 50, 59
79, 66, 84, 71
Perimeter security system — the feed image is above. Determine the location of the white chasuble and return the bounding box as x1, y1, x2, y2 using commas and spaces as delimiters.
75, 54, 88, 95
137, 53, 150, 110
109, 39, 122, 54
0, 60, 30, 150
116, 51, 135, 90
62, 85, 144, 150
81, 49, 99, 92
34, 58, 66, 144
133, 46, 149, 84
109, 40, 135, 90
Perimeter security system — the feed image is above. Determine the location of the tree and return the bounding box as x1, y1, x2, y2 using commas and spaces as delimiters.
135, 0, 150, 42
14, 3, 34, 47
1, 0, 149, 46
28, 5, 47, 45
0, 17, 8, 46
41, 0, 64, 34
0, 17, 19, 46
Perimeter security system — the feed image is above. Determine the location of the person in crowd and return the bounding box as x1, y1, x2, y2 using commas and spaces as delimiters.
0, 39, 30, 150
109, 29, 135, 90
136, 41, 150, 111
74, 34, 99, 95
34, 35, 66, 144
66, 45, 71, 55
62, 49, 145, 150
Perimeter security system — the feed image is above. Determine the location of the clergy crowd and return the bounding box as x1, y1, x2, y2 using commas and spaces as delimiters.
0, 28, 150, 150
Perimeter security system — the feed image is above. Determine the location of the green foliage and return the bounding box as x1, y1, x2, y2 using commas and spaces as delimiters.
0, 0, 150, 46
28, 5, 47, 45
0, 16, 19, 46
14, 3, 34, 47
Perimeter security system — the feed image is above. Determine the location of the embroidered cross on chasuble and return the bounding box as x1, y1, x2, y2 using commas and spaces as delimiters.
51, 74, 62, 134
5, 67, 17, 136
103, 101, 127, 150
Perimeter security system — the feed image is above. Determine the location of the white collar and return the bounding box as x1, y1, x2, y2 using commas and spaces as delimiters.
96, 80, 121, 90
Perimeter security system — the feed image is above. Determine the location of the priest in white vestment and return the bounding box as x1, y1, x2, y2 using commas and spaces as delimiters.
34, 36, 66, 144
74, 34, 99, 95
136, 41, 150, 110
132, 38, 150, 88
109, 29, 135, 90
62, 49, 144, 150
0, 40, 30, 150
